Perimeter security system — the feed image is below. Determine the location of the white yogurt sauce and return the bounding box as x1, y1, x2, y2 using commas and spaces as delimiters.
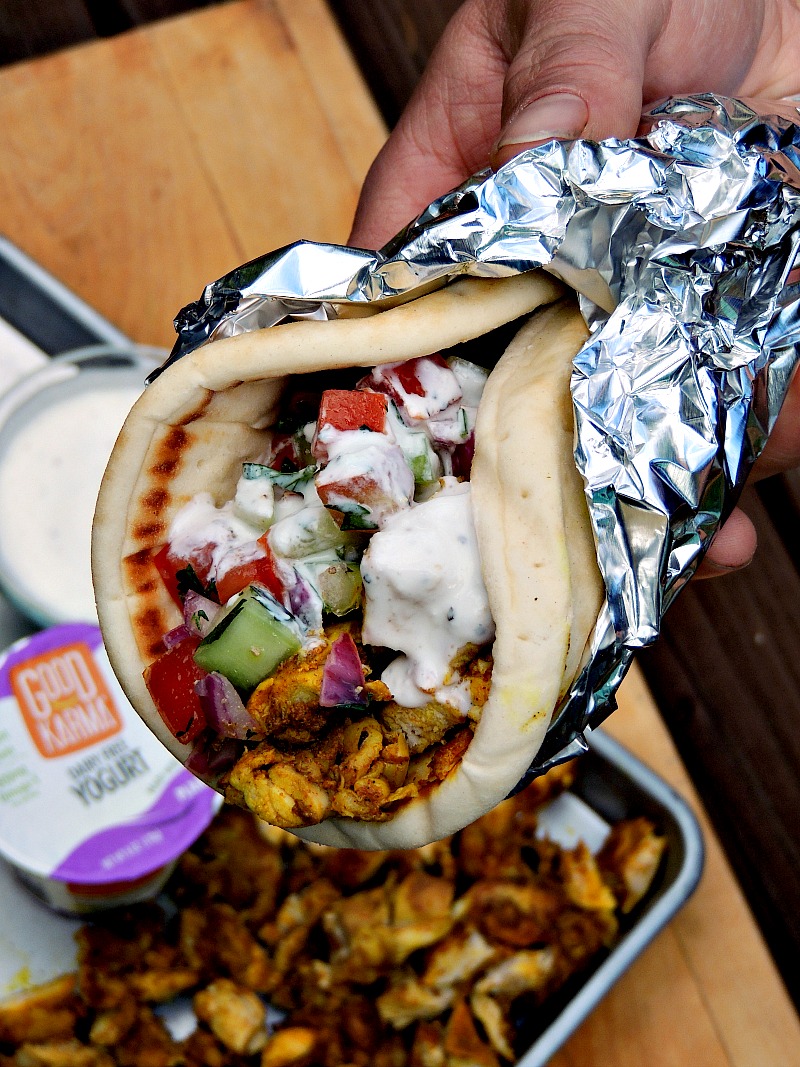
168, 493, 264, 583
315, 430, 414, 527
0, 370, 145, 625
361, 482, 494, 700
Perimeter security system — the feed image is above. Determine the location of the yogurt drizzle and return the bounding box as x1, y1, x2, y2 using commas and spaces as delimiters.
165, 354, 492, 711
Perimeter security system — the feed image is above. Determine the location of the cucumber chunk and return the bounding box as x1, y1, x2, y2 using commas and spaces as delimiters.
194, 585, 301, 690
314, 560, 363, 616
269, 505, 366, 557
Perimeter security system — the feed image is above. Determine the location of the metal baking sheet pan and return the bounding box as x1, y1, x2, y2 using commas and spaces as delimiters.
0, 727, 704, 1066
517, 728, 704, 1065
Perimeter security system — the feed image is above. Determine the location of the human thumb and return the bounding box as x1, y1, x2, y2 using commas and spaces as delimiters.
492, 0, 660, 166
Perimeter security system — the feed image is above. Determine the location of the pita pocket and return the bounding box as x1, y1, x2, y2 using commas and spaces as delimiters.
92, 273, 604, 849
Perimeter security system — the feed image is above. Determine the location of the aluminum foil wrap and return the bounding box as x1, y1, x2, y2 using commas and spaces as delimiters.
160, 94, 800, 778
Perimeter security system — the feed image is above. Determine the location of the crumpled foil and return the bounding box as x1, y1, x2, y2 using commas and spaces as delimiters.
157, 94, 800, 779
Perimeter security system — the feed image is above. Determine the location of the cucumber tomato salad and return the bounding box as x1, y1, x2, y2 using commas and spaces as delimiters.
146, 353, 497, 828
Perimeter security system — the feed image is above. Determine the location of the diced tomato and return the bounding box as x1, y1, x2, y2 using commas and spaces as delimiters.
393, 355, 449, 396
268, 432, 301, 472
153, 544, 182, 607
316, 443, 414, 527
143, 636, 208, 745
215, 534, 284, 604
318, 389, 387, 433
359, 356, 461, 421
153, 543, 215, 608
313, 389, 389, 462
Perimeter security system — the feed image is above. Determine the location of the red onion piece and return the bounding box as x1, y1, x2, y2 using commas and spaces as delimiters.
163, 623, 193, 650
195, 672, 263, 740
320, 633, 368, 707
450, 432, 475, 479
183, 590, 221, 637
186, 734, 242, 782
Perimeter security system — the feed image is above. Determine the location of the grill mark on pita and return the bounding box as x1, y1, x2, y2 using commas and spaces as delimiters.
124, 548, 158, 583
142, 487, 169, 515
177, 393, 213, 425
133, 520, 167, 542
135, 606, 169, 659
126, 547, 152, 569
124, 548, 162, 595
149, 426, 191, 477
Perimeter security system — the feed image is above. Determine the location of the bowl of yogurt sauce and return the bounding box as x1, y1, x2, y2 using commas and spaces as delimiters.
0, 344, 165, 627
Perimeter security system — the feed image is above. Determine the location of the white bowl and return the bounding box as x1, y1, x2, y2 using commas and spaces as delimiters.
0, 344, 165, 628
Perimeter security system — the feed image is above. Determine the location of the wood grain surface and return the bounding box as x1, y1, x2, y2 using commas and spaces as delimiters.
0, 0, 799, 1061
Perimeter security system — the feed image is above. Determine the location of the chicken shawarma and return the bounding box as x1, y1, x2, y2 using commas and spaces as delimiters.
92, 273, 605, 849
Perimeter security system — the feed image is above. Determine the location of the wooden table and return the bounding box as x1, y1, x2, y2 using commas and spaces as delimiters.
0, 2, 798, 1062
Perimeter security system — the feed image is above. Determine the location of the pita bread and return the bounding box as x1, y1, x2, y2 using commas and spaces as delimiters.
92, 273, 604, 849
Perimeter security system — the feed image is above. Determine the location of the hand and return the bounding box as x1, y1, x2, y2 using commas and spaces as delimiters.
349, 0, 800, 575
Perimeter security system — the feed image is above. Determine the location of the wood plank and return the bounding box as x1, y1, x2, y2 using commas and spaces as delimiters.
0, 0, 96, 67
327, 0, 464, 125
639, 484, 800, 1007
274, 0, 387, 190
0, 31, 241, 346
551, 925, 730, 1067
595, 666, 800, 1066
144, 0, 372, 270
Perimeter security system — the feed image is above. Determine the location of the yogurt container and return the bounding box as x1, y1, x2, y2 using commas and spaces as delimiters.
0, 623, 220, 914
0, 344, 164, 628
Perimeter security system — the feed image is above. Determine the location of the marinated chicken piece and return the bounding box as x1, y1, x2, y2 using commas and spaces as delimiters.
261, 1026, 317, 1066
260, 879, 342, 978
381, 699, 465, 755
471, 948, 557, 1060
385, 726, 473, 809
86, 997, 137, 1047
444, 998, 500, 1067
556, 907, 619, 975
389, 871, 455, 964
127, 968, 200, 1002
330, 718, 406, 820
380, 651, 491, 755
470, 992, 514, 1063
393, 870, 454, 922
461, 879, 561, 947
597, 816, 667, 912
246, 644, 330, 743
473, 947, 557, 999
266, 878, 342, 942
422, 928, 497, 990
409, 1021, 447, 1067
377, 976, 455, 1029
226, 738, 335, 829
464, 655, 493, 712
176, 807, 286, 925
11, 1040, 114, 1067
323, 884, 394, 981
179, 902, 274, 991
457, 797, 532, 881
0, 976, 81, 1045
227, 715, 416, 827
560, 841, 618, 912
193, 978, 267, 1055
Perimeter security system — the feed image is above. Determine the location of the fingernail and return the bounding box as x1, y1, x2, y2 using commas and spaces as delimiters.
496, 93, 588, 153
